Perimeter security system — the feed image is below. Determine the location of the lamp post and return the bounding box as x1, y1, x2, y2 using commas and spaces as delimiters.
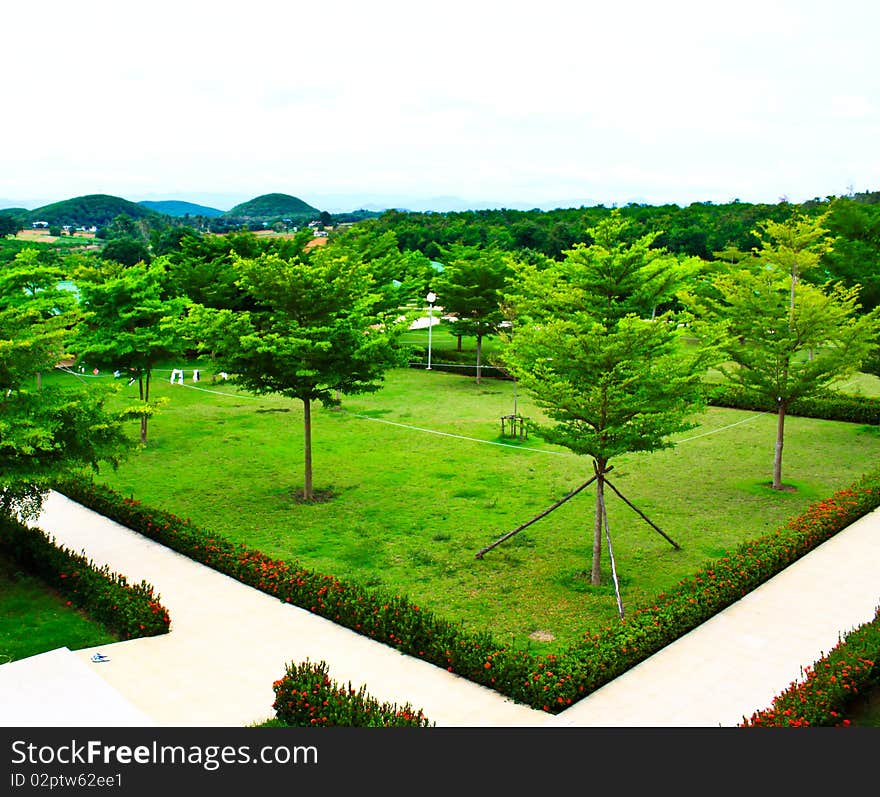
426, 291, 436, 370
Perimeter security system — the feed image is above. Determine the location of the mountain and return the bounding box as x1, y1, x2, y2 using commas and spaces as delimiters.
0, 207, 30, 223
28, 194, 162, 227
138, 200, 224, 218
223, 193, 321, 222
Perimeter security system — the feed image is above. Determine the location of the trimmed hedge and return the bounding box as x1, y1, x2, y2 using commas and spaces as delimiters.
0, 512, 171, 640
55, 468, 880, 714
741, 607, 880, 727
271, 659, 433, 727
408, 361, 511, 379
706, 384, 880, 425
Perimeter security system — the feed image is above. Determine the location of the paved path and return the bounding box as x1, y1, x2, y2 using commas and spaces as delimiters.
3, 491, 879, 727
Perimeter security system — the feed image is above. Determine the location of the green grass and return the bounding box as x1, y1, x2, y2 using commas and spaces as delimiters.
53, 364, 880, 654
0, 550, 118, 664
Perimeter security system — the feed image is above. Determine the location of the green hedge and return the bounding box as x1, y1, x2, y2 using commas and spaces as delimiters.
0, 512, 171, 640
741, 607, 880, 727
55, 469, 880, 713
706, 385, 880, 425
271, 659, 433, 727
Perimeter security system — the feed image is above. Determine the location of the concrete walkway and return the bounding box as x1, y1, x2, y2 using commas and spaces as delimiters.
3, 491, 879, 727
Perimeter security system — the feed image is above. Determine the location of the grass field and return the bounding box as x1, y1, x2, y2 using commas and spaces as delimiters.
53, 358, 880, 654
0, 550, 117, 664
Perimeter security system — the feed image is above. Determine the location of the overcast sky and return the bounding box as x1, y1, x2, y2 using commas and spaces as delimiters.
4, 0, 879, 211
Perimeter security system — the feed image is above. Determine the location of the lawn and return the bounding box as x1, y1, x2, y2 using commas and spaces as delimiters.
0, 550, 117, 664
55, 362, 880, 653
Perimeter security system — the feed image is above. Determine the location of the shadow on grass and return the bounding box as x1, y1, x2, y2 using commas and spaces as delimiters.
292, 487, 338, 505
735, 479, 822, 499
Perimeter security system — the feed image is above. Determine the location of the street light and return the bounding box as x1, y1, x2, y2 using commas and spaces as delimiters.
426, 291, 437, 370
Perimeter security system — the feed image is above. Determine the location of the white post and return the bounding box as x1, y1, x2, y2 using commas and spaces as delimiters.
426, 291, 436, 371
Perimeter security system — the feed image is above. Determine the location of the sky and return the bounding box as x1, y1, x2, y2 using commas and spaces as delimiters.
4, 0, 879, 212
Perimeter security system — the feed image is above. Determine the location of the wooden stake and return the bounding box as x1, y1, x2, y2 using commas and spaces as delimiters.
474, 472, 604, 559
602, 475, 681, 550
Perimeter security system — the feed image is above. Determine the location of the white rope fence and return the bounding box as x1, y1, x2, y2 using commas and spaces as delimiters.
54, 365, 770, 453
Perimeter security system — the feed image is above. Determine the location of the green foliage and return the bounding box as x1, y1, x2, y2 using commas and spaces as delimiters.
0, 212, 25, 237
323, 226, 430, 325
187, 248, 404, 405
0, 387, 129, 495
692, 276, 879, 405
506, 211, 706, 465
184, 244, 408, 498
820, 197, 880, 311
271, 659, 433, 727
683, 213, 880, 487
0, 511, 170, 640
100, 236, 152, 267
70, 256, 188, 443
433, 244, 512, 381
368, 199, 806, 261
166, 229, 312, 309
0, 250, 129, 514
0, 248, 74, 316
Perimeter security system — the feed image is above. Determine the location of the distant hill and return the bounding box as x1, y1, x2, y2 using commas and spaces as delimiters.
0, 208, 29, 226
138, 200, 224, 218
28, 194, 162, 227
223, 193, 321, 223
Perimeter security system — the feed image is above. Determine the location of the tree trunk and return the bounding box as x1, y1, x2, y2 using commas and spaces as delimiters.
140, 370, 151, 445
36, 371, 42, 391
773, 401, 786, 490
476, 334, 482, 385
456, 334, 462, 352
303, 396, 313, 501
591, 465, 605, 586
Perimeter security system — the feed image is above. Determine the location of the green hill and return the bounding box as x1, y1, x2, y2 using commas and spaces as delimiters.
138, 200, 224, 218
223, 193, 321, 223
29, 194, 162, 227
0, 208, 29, 228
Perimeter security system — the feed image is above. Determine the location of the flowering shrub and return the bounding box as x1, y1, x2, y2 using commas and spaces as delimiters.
741, 607, 880, 727
55, 466, 880, 713
272, 659, 433, 727
0, 512, 171, 640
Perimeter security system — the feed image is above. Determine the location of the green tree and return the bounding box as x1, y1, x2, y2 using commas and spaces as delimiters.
185, 246, 406, 501
101, 236, 152, 267
326, 227, 430, 326
682, 214, 880, 490
70, 257, 188, 445
505, 212, 705, 589
0, 266, 128, 519
434, 245, 512, 383
0, 214, 18, 238
820, 198, 880, 312
166, 229, 313, 310
0, 248, 77, 390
